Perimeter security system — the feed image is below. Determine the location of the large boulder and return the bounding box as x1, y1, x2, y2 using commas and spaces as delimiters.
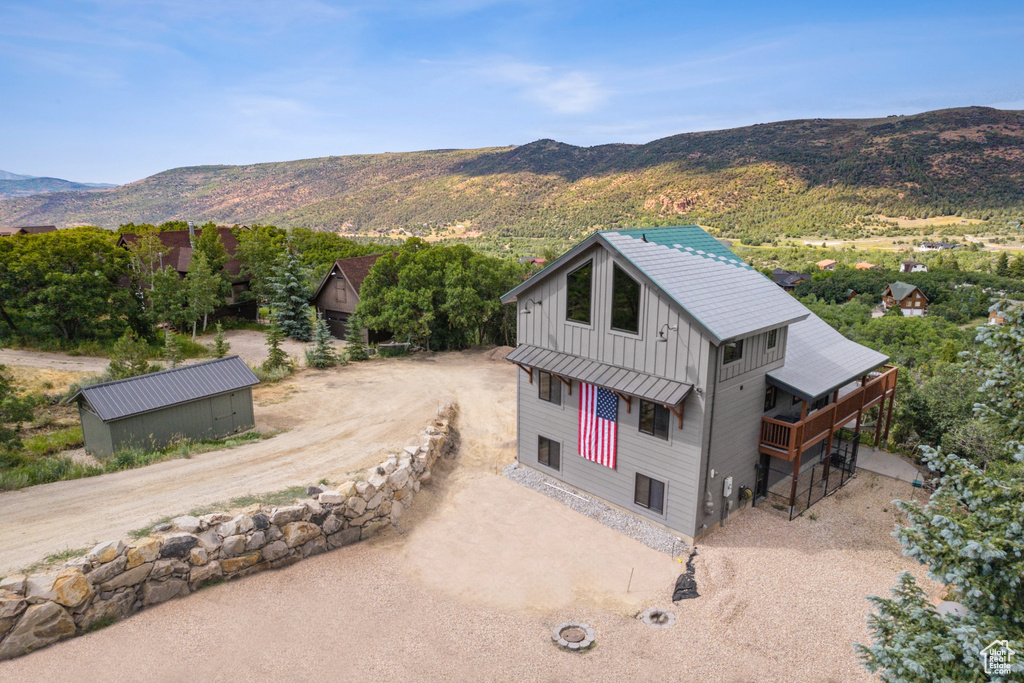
251, 513, 270, 531
86, 540, 124, 565
159, 534, 198, 559
150, 559, 189, 581
140, 578, 189, 606
52, 568, 94, 608
326, 527, 361, 549
126, 537, 162, 569
270, 506, 305, 526
195, 529, 222, 553
24, 575, 58, 603
216, 515, 254, 539
281, 522, 321, 548
300, 536, 327, 558
0, 602, 75, 660
318, 490, 343, 505
188, 547, 209, 566
87, 556, 127, 586
345, 496, 367, 518
356, 480, 376, 501
0, 575, 26, 594
321, 514, 343, 536
0, 590, 27, 638
98, 562, 153, 592
171, 515, 202, 534
76, 589, 134, 631
219, 553, 261, 573
188, 562, 223, 591
220, 535, 247, 558
245, 531, 267, 552
261, 541, 290, 562
338, 481, 357, 497
198, 512, 232, 528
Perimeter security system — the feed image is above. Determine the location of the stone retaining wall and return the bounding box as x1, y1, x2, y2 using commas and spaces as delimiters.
0, 403, 459, 661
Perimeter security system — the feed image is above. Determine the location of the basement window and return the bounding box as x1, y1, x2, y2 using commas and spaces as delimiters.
634, 473, 665, 514
538, 436, 561, 470
566, 262, 593, 324
723, 340, 744, 364
638, 400, 669, 440
610, 264, 641, 334
538, 371, 562, 406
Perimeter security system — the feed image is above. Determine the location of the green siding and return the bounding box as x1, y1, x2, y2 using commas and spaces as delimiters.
79, 406, 114, 459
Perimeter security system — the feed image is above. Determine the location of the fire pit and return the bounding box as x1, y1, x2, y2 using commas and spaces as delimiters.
551, 622, 595, 651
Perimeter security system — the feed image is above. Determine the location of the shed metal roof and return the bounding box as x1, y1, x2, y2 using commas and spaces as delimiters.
507, 344, 693, 406
71, 355, 260, 422
766, 313, 888, 401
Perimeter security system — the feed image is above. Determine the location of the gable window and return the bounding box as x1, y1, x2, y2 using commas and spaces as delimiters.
538, 436, 560, 470
634, 473, 665, 514
538, 371, 562, 406
611, 264, 641, 334
764, 385, 778, 412
566, 262, 592, 324
335, 277, 347, 303
766, 329, 777, 349
639, 400, 669, 440
723, 340, 744, 364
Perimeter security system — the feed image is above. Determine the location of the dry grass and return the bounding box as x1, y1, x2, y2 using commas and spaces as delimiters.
5, 366, 90, 395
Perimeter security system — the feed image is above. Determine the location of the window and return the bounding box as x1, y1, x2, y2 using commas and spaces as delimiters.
764, 385, 778, 412
538, 436, 560, 470
812, 395, 830, 411
335, 277, 347, 303
723, 340, 744, 364
766, 329, 778, 349
639, 400, 670, 440
566, 262, 592, 324
611, 264, 641, 334
634, 473, 665, 514
538, 371, 561, 406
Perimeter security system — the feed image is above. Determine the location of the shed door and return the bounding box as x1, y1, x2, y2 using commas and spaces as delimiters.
212, 393, 238, 433
323, 310, 349, 339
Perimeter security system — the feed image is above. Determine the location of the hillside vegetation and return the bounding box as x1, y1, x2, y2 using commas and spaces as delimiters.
2, 107, 1023, 242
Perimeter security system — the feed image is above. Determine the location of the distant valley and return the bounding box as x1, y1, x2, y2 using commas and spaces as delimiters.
1, 107, 1023, 242
0, 170, 116, 201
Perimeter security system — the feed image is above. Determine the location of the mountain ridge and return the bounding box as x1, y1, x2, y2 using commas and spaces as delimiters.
1, 107, 1022, 240
0, 170, 117, 201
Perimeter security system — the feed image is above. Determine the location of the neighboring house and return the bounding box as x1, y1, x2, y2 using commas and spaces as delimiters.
855, 262, 880, 271
0, 225, 56, 237
917, 241, 962, 252
116, 226, 256, 319
771, 268, 811, 291
989, 300, 1021, 325
501, 226, 896, 541
310, 254, 388, 341
844, 289, 858, 301
816, 259, 837, 271
519, 256, 548, 265
70, 356, 259, 458
882, 281, 929, 316
900, 260, 927, 273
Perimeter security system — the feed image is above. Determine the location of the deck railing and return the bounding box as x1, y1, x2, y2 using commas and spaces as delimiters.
759, 365, 898, 461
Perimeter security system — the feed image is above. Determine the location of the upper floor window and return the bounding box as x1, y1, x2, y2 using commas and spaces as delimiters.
538, 371, 562, 406
335, 277, 347, 303
566, 262, 592, 324
611, 264, 641, 334
766, 329, 777, 349
723, 340, 744, 364
639, 400, 670, 440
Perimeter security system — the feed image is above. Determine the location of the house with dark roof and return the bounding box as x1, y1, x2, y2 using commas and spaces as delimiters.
70, 356, 259, 458
900, 260, 927, 273
917, 241, 962, 252
116, 227, 256, 318
882, 281, 929, 316
310, 254, 388, 341
0, 225, 56, 237
501, 226, 897, 538
771, 268, 811, 291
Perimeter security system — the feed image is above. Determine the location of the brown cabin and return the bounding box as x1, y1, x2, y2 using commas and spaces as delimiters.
882, 281, 928, 317
116, 227, 256, 319
310, 254, 389, 342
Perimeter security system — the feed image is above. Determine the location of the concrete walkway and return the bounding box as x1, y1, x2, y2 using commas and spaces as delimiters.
857, 446, 922, 483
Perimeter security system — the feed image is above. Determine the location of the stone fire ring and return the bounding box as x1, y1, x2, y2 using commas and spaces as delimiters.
640, 607, 676, 628
551, 622, 596, 651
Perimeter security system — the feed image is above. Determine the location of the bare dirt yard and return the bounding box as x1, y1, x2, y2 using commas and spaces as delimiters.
0, 347, 939, 681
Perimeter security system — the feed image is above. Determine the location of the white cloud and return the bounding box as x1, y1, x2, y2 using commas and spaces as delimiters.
484, 60, 608, 114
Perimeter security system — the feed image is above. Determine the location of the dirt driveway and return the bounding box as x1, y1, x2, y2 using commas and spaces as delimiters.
0, 349, 516, 575
0, 349, 107, 374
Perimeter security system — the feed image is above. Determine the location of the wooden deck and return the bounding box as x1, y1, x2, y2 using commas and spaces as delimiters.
759, 366, 899, 462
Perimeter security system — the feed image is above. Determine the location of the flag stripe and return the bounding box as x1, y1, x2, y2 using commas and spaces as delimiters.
578, 381, 617, 469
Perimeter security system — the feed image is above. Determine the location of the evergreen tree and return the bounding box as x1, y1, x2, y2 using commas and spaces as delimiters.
344, 312, 369, 361
995, 250, 1010, 277
1011, 253, 1024, 278
163, 329, 181, 368
212, 323, 230, 358
305, 312, 342, 368
107, 330, 152, 380
268, 245, 313, 341
263, 321, 291, 371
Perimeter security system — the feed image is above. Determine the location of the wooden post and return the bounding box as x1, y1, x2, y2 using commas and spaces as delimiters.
800, 400, 808, 420
874, 394, 886, 448
882, 371, 897, 444
788, 446, 803, 519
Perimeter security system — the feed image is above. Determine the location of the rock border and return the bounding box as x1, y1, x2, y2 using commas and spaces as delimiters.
551, 622, 596, 652
0, 403, 459, 662
639, 607, 676, 628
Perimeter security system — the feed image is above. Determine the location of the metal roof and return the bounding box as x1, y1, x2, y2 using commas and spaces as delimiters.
601, 228, 810, 343
507, 344, 693, 406
71, 355, 260, 422
885, 281, 925, 302
766, 312, 888, 401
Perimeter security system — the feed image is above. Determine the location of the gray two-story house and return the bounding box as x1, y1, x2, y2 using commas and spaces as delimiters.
501, 226, 898, 541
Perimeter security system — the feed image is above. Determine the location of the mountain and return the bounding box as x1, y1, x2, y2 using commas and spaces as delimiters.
1, 107, 1022, 241
0, 171, 117, 200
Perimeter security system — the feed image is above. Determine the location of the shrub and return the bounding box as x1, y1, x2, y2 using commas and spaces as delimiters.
305, 313, 342, 369
249, 364, 292, 383
212, 323, 230, 358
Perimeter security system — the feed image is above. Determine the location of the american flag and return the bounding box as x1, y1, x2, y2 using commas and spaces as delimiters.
579, 382, 618, 468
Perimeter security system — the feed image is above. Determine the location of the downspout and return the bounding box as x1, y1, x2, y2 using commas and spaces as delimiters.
700, 343, 720, 532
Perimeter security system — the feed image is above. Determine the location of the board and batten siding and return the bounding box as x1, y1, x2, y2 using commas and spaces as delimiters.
516, 369, 704, 537
516, 244, 707, 387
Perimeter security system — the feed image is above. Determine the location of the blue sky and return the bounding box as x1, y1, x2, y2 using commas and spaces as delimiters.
2, 0, 1023, 184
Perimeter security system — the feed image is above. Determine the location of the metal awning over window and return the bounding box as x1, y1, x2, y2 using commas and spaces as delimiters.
506, 344, 693, 406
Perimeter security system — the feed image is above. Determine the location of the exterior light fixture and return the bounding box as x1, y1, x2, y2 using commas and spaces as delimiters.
657, 323, 678, 342
522, 298, 542, 315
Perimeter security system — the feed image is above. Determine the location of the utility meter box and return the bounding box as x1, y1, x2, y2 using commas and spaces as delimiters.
723, 476, 733, 498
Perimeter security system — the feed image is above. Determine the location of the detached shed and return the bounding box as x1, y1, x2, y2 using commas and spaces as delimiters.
71, 356, 260, 458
